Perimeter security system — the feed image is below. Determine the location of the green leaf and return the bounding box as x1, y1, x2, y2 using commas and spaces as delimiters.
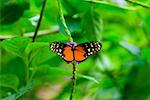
25, 42, 55, 66
15, 82, 33, 99
34, 65, 99, 84
141, 48, 150, 62
78, 74, 99, 84
2, 37, 31, 58
1, 56, 27, 87
144, 14, 150, 42
82, 9, 102, 41
123, 64, 150, 99
25, 42, 49, 55
61, 0, 78, 15
119, 41, 140, 56
33, 0, 43, 7
36, 33, 68, 42
0, 0, 29, 24
33, 65, 71, 77
58, 16, 80, 35
2, 94, 16, 100
0, 74, 19, 91
44, 0, 58, 24
2, 82, 33, 100
85, 0, 135, 12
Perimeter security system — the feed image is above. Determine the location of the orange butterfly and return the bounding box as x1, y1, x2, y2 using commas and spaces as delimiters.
50, 41, 102, 63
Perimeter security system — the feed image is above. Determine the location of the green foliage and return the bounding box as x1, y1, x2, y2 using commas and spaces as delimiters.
86, 0, 135, 12
58, 16, 80, 35
82, 8, 102, 41
0, 0, 29, 24
34, 65, 98, 83
0, 74, 19, 91
2, 37, 31, 58
2, 82, 33, 100
0, 0, 150, 100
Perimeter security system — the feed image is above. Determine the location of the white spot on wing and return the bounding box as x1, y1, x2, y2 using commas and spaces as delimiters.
98, 44, 100, 47
95, 48, 98, 51
56, 44, 59, 48
59, 49, 62, 52
90, 43, 93, 47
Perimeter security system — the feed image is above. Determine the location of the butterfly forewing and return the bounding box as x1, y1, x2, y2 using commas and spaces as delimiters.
50, 42, 73, 62
76, 41, 102, 56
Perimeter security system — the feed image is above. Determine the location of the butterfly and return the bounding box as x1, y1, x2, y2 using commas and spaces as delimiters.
50, 41, 102, 63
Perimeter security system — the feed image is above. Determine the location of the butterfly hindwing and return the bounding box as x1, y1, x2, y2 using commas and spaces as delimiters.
63, 45, 74, 62
74, 45, 87, 62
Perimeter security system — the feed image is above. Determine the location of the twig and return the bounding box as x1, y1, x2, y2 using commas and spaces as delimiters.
57, 0, 73, 42
70, 62, 76, 100
28, 0, 47, 84
0, 28, 59, 40
125, 0, 150, 9
32, 0, 47, 42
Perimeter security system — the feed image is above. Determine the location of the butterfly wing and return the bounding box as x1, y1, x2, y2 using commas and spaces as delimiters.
63, 45, 74, 62
74, 46, 87, 62
74, 41, 102, 62
50, 42, 73, 62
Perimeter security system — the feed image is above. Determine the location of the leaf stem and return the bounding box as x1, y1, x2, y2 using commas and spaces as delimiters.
70, 62, 76, 100
32, 0, 47, 42
125, 0, 150, 9
57, 0, 73, 42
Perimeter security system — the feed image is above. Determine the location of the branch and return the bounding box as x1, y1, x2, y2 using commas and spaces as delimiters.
57, 0, 73, 42
0, 28, 59, 40
70, 62, 76, 100
32, 0, 47, 42
125, 0, 150, 9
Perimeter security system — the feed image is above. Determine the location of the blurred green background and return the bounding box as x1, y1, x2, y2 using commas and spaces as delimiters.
0, 0, 150, 100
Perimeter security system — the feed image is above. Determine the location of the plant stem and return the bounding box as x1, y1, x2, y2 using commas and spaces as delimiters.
57, 0, 75, 99
29, 0, 47, 83
125, 0, 150, 9
57, 0, 73, 42
32, 0, 47, 42
70, 62, 76, 100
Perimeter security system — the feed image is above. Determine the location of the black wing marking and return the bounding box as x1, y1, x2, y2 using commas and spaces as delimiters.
77, 41, 102, 56
50, 42, 66, 58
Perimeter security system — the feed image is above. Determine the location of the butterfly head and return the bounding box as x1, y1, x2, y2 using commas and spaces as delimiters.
67, 42, 77, 47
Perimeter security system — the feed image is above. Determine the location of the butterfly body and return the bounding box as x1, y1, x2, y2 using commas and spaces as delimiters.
50, 42, 102, 63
